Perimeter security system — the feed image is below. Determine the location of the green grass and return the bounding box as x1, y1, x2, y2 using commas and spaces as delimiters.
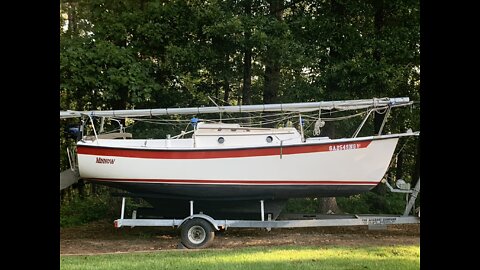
60, 245, 419, 270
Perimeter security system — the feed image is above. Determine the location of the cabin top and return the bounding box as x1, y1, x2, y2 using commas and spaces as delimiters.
194, 122, 298, 136
191, 122, 303, 147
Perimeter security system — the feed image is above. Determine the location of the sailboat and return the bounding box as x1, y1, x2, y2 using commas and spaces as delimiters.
60, 97, 419, 219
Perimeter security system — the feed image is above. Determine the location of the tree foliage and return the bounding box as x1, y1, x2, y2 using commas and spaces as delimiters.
61, 0, 419, 108
60, 0, 420, 212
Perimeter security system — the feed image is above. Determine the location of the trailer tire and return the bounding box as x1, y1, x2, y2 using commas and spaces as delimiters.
180, 218, 215, 249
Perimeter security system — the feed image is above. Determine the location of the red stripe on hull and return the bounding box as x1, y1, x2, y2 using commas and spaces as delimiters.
88, 178, 378, 185
77, 141, 371, 159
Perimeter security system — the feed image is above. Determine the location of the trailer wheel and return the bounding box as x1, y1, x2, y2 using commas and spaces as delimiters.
180, 218, 215, 249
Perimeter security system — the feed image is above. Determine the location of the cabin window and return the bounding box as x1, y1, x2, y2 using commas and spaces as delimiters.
266, 136, 273, 143
218, 137, 225, 144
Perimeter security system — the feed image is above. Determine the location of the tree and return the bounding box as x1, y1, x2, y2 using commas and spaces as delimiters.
60, 0, 420, 213
242, 0, 253, 105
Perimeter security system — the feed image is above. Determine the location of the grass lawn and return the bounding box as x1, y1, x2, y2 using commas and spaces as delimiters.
60, 245, 420, 270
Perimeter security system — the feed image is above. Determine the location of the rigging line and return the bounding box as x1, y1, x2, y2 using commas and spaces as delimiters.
303, 119, 316, 132
209, 95, 233, 106
207, 96, 220, 108
302, 110, 367, 121
132, 121, 186, 126
316, 107, 359, 115
212, 108, 345, 120
125, 117, 191, 123
255, 114, 295, 123
265, 114, 318, 127
241, 119, 287, 127
385, 136, 413, 174
303, 114, 330, 132
207, 95, 227, 122
132, 119, 190, 124
296, 106, 371, 117
241, 115, 295, 127
372, 106, 389, 114
182, 121, 191, 134
203, 111, 298, 122
300, 109, 362, 120
108, 108, 372, 128
128, 111, 295, 123
121, 117, 188, 126
105, 108, 357, 123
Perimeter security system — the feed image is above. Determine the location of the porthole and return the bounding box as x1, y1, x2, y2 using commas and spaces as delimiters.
266, 136, 273, 143
218, 137, 225, 144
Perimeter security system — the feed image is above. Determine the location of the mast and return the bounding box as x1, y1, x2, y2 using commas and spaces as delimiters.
60, 97, 411, 119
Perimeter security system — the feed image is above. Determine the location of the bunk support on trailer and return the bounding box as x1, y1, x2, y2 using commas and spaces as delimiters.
382, 177, 420, 217
120, 197, 126, 220
260, 200, 264, 221
403, 178, 420, 216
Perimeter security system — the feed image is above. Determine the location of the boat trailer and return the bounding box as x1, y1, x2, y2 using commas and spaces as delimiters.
114, 178, 420, 249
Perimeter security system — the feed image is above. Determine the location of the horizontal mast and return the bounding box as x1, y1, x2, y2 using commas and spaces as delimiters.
60, 97, 410, 119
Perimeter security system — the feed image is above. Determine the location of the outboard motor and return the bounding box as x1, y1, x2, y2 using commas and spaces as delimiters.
64, 124, 82, 141
61, 122, 82, 190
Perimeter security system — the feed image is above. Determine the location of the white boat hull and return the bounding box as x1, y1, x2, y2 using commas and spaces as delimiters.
77, 135, 400, 200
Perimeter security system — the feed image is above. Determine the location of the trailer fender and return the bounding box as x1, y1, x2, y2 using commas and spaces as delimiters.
180, 214, 220, 231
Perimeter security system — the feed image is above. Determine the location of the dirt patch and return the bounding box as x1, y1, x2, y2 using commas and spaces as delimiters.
60, 220, 419, 255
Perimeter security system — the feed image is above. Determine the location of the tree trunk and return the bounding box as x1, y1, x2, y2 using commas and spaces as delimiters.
242, 48, 252, 105
262, 0, 283, 128
223, 79, 230, 103
67, 2, 77, 37
411, 139, 420, 186
324, 0, 344, 95
318, 197, 341, 214
395, 151, 404, 181
91, 182, 98, 195
263, 64, 280, 104
263, 0, 283, 105
372, 0, 387, 195
65, 186, 71, 202
373, 0, 387, 135
77, 180, 85, 198
60, 189, 66, 205
114, 86, 129, 110
242, 0, 252, 105
112, 86, 129, 127
373, 0, 385, 62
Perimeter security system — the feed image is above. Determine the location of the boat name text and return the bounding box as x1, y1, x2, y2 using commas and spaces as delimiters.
329, 143, 361, 151
96, 157, 116, 164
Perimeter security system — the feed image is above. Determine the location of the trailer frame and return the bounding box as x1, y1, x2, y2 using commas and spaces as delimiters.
114, 178, 420, 248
